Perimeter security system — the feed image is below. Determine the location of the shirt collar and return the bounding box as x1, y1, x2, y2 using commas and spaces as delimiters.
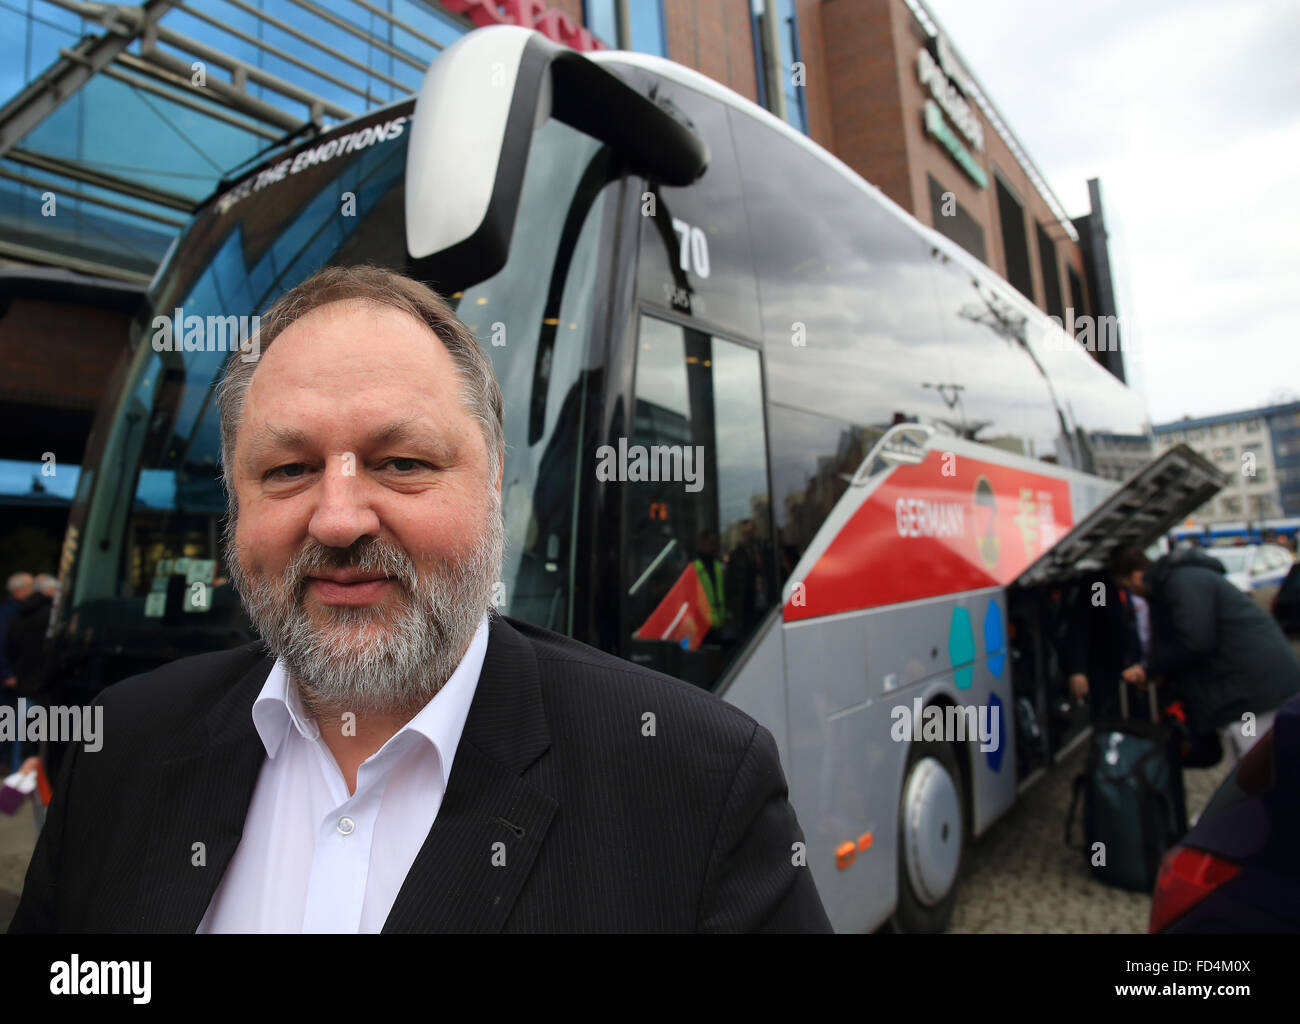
251, 613, 491, 790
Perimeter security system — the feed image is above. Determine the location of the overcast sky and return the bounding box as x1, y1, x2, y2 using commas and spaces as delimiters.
923, 0, 1300, 426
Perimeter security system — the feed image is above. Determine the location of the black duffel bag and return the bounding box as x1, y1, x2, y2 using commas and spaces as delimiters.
1066, 681, 1188, 892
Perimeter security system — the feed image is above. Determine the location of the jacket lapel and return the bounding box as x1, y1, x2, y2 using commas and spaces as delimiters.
134, 617, 555, 934
383, 615, 555, 933
136, 647, 272, 932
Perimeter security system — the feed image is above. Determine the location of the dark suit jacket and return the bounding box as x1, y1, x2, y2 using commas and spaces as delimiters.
9, 615, 831, 933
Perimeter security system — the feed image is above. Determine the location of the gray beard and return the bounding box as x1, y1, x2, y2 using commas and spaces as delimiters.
225, 497, 504, 721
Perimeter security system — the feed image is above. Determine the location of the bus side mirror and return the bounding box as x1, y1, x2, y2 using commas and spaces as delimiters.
405, 25, 708, 294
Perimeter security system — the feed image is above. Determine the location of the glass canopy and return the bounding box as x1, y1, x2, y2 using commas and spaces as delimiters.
0, 0, 469, 280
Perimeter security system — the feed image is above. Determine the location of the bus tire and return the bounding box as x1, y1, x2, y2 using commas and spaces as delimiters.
891, 738, 965, 933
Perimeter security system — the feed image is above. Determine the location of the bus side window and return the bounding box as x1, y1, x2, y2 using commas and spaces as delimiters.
1030, 313, 1153, 474
768, 404, 876, 582
726, 106, 958, 569
623, 313, 775, 690
927, 256, 1066, 461
725, 108, 957, 442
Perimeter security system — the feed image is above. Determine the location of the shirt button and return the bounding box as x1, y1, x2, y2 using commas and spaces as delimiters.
336, 816, 356, 836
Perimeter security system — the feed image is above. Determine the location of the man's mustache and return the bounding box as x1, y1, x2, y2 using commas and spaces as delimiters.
283, 539, 420, 598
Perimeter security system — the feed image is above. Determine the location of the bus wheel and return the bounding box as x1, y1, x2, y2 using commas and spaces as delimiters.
891, 739, 965, 933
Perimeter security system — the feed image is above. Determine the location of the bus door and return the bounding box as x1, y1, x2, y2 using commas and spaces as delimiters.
607, 68, 781, 695
1008, 444, 1228, 779
621, 312, 776, 692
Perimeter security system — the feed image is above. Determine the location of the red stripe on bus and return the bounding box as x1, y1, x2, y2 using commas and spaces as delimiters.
784, 452, 1074, 621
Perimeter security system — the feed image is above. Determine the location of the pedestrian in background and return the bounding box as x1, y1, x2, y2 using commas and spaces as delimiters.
724, 518, 768, 641
1, 572, 34, 774
6, 572, 54, 703
692, 528, 726, 645
1110, 545, 1300, 761
8, 573, 56, 831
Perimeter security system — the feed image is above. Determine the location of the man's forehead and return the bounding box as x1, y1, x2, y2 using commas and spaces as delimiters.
258, 298, 452, 370
283, 295, 425, 331
242, 300, 462, 406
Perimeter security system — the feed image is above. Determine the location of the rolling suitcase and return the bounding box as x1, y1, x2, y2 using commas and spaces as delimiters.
1065, 680, 1188, 892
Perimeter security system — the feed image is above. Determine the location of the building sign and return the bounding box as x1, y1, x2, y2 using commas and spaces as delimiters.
917, 40, 983, 151
924, 100, 987, 189
917, 36, 986, 188
442, 0, 607, 51
933, 36, 977, 117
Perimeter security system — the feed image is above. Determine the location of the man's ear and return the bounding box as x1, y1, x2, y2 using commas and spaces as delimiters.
494, 452, 504, 498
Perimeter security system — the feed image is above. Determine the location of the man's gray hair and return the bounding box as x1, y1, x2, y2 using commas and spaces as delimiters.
6, 572, 32, 595
215, 265, 504, 506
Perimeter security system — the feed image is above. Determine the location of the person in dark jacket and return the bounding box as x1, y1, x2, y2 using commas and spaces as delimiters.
11, 266, 830, 935
1111, 545, 1300, 758
1059, 569, 1143, 721
724, 518, 769, 641
1, 572, 34, 773
0, 573, 26, 683
6, 574, 56, 828
6, 573, 54, 704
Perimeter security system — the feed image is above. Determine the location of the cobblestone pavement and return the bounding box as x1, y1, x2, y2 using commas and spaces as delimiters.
948, 737, 1236, 934
0, 801, 37, 930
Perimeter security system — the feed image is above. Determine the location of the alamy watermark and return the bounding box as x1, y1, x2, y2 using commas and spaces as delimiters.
890, 697, 1000, 753
151, 306, 260, 361
0, 699, 103, 753
1044, 308, 1140, 355
50, 956, 150, 1003
595, 438, 705, 493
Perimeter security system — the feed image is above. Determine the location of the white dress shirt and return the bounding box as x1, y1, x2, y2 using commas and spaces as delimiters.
196, 614, 489, 933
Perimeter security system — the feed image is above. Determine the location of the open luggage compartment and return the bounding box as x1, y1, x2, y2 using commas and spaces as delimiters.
1005, 445, 1228, 786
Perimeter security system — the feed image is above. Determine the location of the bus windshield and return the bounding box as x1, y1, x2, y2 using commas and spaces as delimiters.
59, 107, 619, 673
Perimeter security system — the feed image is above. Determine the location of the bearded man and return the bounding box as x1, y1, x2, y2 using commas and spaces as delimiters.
10, 266, 829, 934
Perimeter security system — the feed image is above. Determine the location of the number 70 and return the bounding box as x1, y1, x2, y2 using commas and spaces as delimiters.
671, 217, 711, 279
